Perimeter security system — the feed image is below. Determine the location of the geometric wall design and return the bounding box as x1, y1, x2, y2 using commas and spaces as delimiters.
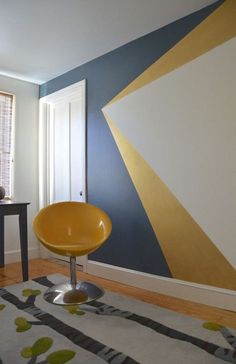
40, 1, 233, 290
103, 0, 236, 290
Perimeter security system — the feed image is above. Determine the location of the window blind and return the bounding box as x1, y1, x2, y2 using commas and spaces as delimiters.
0, 92, 14, 197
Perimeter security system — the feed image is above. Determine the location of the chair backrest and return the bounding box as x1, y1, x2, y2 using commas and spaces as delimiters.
33, 201, 112, 256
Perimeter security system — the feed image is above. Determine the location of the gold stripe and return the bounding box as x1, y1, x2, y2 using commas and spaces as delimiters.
105, 113, 236, 290
109, 0, 236, 105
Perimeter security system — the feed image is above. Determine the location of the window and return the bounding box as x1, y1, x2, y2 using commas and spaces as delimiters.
0, 92, 14, 198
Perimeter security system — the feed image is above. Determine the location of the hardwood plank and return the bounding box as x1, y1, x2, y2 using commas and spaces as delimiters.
0, 258, 236, 329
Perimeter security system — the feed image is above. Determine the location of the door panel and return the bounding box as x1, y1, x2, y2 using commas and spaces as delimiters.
53, 101, 70, 202
70, 98, 85, 201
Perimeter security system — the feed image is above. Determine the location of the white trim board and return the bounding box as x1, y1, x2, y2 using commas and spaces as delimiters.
87, 260, 236, 311
40, 80, 86, 104
5, 247, 39, 264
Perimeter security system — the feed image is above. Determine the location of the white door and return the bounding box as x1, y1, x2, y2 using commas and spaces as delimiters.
39, 80, 87, 268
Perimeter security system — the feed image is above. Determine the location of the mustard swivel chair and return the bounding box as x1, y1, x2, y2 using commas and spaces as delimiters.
33, 201, 112, 305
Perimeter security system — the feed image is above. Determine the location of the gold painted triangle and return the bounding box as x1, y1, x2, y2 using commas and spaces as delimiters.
109, 0, 236, 106
105, 113, 236, 290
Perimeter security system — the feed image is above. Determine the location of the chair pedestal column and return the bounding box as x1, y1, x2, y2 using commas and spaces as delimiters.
70, 256, 77, 287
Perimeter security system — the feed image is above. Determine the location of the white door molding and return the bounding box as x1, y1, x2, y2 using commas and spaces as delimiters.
39, 80, 87, 268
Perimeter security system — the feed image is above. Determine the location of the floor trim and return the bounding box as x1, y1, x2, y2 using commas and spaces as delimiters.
5, 247, 39, 264
87, 260, 236, 311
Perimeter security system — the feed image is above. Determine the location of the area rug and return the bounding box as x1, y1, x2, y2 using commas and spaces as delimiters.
0, 274, 236, 364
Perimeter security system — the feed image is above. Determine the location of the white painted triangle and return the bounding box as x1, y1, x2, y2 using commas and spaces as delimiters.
104, 38, 236, 268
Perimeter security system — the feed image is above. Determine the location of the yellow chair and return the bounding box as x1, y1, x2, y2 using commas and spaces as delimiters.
33, 201, 112, 305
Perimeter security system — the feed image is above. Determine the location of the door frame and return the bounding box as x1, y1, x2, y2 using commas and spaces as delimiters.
39, 80, 87, 270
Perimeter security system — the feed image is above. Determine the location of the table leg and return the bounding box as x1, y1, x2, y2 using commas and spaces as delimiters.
0, 215, 4, 267
19, 206, 29, 281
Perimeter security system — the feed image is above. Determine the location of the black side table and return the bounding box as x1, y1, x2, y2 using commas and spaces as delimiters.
0, 201, 30, 281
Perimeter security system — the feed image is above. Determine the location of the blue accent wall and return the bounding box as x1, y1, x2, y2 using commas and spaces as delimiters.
40, 1, 223, 277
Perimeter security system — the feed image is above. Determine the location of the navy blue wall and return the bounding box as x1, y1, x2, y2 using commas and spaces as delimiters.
40, 1, 222, 277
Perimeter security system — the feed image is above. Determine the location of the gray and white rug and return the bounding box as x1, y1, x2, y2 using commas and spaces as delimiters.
0, 274, 235, 364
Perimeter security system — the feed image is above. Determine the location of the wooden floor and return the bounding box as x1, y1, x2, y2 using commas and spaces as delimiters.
1, 258, 236, 329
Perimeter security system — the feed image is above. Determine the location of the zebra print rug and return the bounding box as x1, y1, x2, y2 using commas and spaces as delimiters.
0, 274, 235, 364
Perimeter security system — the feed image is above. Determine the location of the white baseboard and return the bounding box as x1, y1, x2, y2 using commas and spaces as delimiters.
38, 245, 50, 259
5, 247, 40, 264
87, 260, 236, 311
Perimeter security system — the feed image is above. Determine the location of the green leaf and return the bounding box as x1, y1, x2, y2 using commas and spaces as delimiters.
21, 346, 33, 358
0, 304, 6, 310
65, 305, 77, 314
47, 350, 75, 364
203, 322, 223, 331
76, 310, 85, 316
32, 337, 53, 356
15, 317, 28, 326
65, 305, 85, 315
16, 322, 32, 332
32, 289, 41, 296
22, 288, 41, 297
15, 316, 32, 332
22, 289, 33, 297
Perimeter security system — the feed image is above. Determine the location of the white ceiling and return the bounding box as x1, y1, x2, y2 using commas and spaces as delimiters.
0, 0, 217, 84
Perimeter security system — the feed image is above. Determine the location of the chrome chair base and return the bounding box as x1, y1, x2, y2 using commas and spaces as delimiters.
44, 281, 104, 305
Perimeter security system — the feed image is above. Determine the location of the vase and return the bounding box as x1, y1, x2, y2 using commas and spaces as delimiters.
0, 186, 5, 200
